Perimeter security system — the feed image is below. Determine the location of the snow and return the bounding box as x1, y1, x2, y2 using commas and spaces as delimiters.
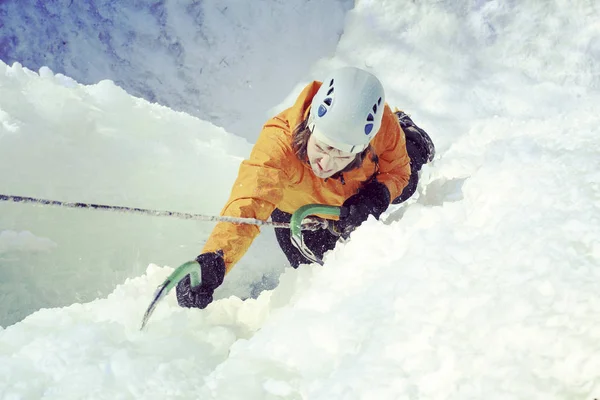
1, 0, 600, 399
0, 0, 353, 142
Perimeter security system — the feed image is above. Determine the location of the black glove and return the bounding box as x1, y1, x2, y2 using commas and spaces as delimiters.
334, 180, 390, 238
176, 251, 226, 309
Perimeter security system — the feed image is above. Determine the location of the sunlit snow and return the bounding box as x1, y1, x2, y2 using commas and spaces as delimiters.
1, 0, 600, 399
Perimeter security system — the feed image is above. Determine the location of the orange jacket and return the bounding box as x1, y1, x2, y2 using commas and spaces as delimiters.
202, 81, 411, 272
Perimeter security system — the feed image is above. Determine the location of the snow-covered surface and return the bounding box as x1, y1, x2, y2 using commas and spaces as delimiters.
1, 0, 600, 398
0, 61, 285, 329
0, 0, 353, 141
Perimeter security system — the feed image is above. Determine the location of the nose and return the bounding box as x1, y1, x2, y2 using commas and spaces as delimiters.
319, 154, 333, 171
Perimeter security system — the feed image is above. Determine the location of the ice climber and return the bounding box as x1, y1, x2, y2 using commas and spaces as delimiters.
176, 66, 435, 309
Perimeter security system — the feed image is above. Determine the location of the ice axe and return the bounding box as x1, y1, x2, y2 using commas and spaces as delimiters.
139, 203, 341, 330
0, 194, 341, 329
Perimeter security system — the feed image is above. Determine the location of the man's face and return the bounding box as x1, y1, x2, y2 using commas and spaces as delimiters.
306, 135, 357, 179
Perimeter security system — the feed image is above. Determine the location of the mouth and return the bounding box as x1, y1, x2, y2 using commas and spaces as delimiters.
316, 164, 332, 175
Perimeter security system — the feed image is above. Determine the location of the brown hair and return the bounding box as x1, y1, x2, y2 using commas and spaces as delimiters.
291, 115, 378, 175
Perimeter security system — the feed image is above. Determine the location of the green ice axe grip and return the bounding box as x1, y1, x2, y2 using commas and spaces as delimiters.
290, 204, 341, 266
173, 260, 202, 288
140, 260, 201, 330
141, 204, 339, 330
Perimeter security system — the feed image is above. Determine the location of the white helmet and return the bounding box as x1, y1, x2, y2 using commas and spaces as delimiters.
308, 67, 385, 154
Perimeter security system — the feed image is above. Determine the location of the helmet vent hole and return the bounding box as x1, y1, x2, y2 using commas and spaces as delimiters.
324, 97, 333, 106
367, 113, 374, 122
327, 87, 334, 96
329, 79, 334, 87
364, 123, 374, 135
318, 104, 328, 117
378, 97, 382, 106
372, 104, 378, 113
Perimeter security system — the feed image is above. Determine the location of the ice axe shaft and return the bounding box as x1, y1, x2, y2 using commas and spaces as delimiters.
140, 203, 341, 330
140, 260, 200, 330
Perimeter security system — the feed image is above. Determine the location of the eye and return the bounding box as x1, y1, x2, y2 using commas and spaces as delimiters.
335, 153, 354, 161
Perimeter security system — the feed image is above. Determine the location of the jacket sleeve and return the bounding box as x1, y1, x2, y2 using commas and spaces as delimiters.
201, 122, 294, 273
374, 107, 412, 201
